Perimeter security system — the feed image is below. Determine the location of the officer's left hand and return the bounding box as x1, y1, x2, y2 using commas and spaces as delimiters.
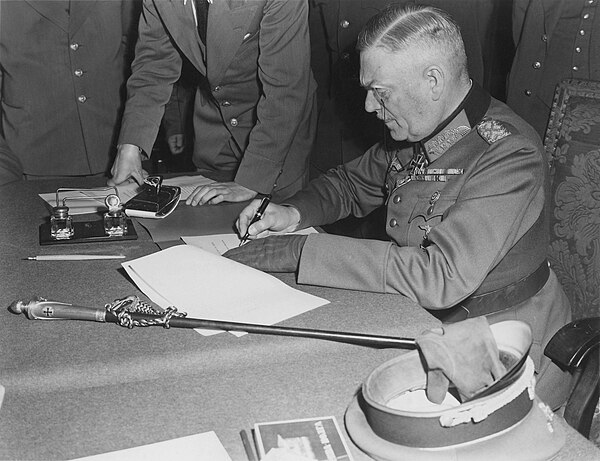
223, 234, 308, 272
167, 134, 185, 155
415, 317, 506, 404
186, 181, 257, 205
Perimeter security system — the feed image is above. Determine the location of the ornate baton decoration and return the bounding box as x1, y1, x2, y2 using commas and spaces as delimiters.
8, 296, 417, 349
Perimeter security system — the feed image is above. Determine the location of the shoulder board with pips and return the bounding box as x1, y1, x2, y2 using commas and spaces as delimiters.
476, 117, 513, 144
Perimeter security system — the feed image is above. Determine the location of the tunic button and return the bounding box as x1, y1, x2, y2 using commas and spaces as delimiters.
525, 89, 532, 96
573, 66, 579, 71
70, 43, 79, 51
579, 30, 586, 36
533, 61, 541, 69
221, 101, 231, 107
576, 47, 582, 53
541, 34, 548, 42
393, 195, 401, 204
230, 118, 238, 127
77, 95, 87, 103
340, 20, 350, 28
74, 69, 83, 77
341, 52, 350, 60
213, 86, 221, 92
389, 218, 398, 228
584, 13, 590, 19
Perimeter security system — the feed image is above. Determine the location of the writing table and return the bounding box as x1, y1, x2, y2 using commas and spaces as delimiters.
0, 179, 597, 460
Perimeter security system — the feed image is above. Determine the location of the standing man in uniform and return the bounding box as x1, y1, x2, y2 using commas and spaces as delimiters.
225, 5, 572, 410
109, 0, 317, 204
507, 0, 600, 139
0, 0, 140, 178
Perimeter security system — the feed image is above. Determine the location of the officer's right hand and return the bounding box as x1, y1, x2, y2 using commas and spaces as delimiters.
236, 201, 301, 240
107, 144, 147, 186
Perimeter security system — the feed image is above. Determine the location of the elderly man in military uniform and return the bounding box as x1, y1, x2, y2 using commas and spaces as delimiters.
224, 5, 572, 410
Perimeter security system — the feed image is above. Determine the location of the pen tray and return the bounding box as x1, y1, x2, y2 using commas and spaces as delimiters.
39, 219, 137, 245
124, 185, 181, 219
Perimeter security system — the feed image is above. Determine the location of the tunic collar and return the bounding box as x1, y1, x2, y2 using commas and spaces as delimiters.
422, 81, 491, 159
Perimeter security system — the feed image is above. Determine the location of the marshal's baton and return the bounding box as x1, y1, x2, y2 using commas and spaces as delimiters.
8, 296, 417, 350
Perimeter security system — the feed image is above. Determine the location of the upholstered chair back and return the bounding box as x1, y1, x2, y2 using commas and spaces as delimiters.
544, 79, 600, 321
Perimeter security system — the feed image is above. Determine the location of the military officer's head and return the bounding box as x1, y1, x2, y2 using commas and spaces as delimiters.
357, 5, 471, 143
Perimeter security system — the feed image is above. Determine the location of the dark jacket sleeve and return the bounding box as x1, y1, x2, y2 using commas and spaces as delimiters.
117, 0, 183, 155
234, 0, 315, 192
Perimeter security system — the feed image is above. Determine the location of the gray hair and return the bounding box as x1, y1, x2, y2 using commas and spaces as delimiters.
357, 4, 469, 82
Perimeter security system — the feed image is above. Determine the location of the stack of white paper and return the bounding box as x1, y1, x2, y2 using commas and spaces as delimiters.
122, 245, 329, 336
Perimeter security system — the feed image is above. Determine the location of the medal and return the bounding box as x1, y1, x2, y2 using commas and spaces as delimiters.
419, 224, 432, 250
427, 191, 441, 215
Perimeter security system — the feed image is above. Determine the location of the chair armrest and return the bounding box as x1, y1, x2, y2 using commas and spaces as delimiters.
544, 317, 600, 368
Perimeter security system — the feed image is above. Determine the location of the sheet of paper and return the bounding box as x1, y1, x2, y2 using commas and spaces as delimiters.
162, 175, 215, 201
122, 245, 329, 336
69, 431, 232, 461
181, 227, 319, 255
38, 183, 140, 215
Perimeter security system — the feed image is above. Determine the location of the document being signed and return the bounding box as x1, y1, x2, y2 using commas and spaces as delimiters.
181, 227, 318, 255
122, 245, 329, 336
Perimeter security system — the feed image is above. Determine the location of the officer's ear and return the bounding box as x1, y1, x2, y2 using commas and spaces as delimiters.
424, 66, 444, 101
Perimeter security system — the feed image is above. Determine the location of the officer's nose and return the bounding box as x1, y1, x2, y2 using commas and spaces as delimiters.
365, 90, 380, 113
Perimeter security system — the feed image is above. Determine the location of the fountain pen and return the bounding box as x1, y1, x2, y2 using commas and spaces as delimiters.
239, 195, 271, 246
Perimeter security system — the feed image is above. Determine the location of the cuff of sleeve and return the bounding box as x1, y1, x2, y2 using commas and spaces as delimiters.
298, 234, 393, 292
234, 150, 282, 194
118, 114, 161, 157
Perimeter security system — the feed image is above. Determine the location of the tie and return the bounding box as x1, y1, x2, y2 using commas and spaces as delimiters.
194, 0, 209, 44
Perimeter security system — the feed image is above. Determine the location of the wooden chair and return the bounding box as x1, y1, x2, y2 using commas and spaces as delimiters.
542, 79, 600, 443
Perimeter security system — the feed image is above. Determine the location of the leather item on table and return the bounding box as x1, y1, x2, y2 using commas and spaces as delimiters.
415, 317, 506, 403
223, 234, 308, 272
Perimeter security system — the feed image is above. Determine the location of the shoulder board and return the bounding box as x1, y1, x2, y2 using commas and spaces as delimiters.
476, 117, 513, 144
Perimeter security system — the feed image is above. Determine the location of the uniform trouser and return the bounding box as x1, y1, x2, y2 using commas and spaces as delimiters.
486, 270, 572, 410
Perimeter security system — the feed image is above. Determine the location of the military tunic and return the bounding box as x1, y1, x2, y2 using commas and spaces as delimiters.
0, 0, 139, 176
285, 83, 572, 408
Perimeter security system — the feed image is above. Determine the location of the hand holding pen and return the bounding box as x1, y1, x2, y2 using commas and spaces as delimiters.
239, 195, 271, 246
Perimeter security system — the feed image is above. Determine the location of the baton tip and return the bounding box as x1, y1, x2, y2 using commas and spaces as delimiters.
8, 300, 25, 314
